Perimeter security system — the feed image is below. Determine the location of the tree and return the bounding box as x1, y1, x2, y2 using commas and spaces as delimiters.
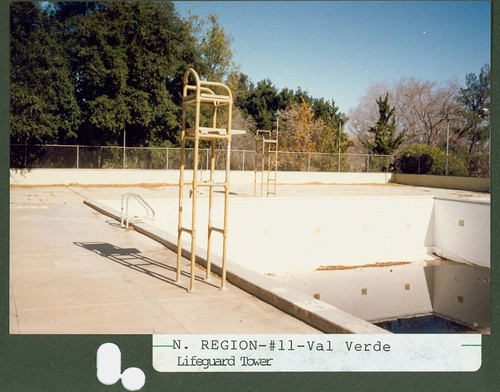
243, 79, 280, 130
349, 78, 461, 150
57, 2, 128, 147
280, 97, 321, 152
11, 0, 354, 163
10, 2, 81, 146
225, 69, 253, 109
187, 12, 234, 82
393, 78, 461, 149
360, 94, 404, 155
123, 2, 197, 147
277, 88, 297, 111
348, 82, 392, 142
456, 64, 491, 154
55, 1, 196, 150
312, 98, 352, 154
278, 97, 353, 171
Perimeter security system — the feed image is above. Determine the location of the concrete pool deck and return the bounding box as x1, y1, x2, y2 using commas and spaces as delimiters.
9, 183, 489, 334
9, 186, 325, 334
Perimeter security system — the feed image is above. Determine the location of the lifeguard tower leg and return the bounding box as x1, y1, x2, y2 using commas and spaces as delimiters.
206, 139, 216, 281
176, 137, 186, 282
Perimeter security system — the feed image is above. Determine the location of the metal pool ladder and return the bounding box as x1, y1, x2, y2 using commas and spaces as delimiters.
120, 193, 155, 228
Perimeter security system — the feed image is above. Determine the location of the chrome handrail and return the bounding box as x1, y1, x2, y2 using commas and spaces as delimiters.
120, 193, 155, 228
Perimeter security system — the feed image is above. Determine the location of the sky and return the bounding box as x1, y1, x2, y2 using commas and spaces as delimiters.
174, 1, 491, 114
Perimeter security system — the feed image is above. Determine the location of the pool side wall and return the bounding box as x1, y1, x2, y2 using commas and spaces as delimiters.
10, 169, 392, 186
11, 169, 490, 194
432, 197, 490, 268
393, 173, 490, 192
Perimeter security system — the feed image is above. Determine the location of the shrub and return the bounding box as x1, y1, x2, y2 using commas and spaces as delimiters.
394, 144, 468, 176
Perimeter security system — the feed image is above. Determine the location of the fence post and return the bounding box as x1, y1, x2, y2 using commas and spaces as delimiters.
166, 148, 169, 170
76, 145, 79, 169
308, 152, 311, 172
418, 155, 420, 174
338, 153, 341, 172
367, 155, 370, 173
242, 150, 245, 171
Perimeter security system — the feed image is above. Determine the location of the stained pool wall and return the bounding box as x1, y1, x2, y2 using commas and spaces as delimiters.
145, 196, 437, 274
223, 196, 436, 273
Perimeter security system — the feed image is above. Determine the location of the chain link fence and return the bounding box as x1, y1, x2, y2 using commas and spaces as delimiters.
10, 144, 490, 177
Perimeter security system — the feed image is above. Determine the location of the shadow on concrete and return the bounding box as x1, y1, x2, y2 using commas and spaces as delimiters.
74, 242, 218, 290
105, 219, 123, 228
214, 190, 244, 196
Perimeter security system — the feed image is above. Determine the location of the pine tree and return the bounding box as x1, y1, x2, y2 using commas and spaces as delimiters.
360, 94, 404, 155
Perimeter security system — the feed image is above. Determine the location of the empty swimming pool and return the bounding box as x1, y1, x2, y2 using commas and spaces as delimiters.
96, 193, 490, 332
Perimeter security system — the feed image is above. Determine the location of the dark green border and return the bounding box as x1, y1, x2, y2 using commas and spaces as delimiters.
1, 1, 498, 391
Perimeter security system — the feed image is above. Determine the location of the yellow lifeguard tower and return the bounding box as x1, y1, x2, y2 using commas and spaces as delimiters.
254, 130, 278, 197
176, 68, 233, 292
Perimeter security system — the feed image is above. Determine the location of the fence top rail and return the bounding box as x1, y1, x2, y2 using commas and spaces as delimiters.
10, 144, 490, 159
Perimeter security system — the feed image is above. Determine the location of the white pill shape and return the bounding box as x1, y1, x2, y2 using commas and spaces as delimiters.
96, 343, 121, 385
